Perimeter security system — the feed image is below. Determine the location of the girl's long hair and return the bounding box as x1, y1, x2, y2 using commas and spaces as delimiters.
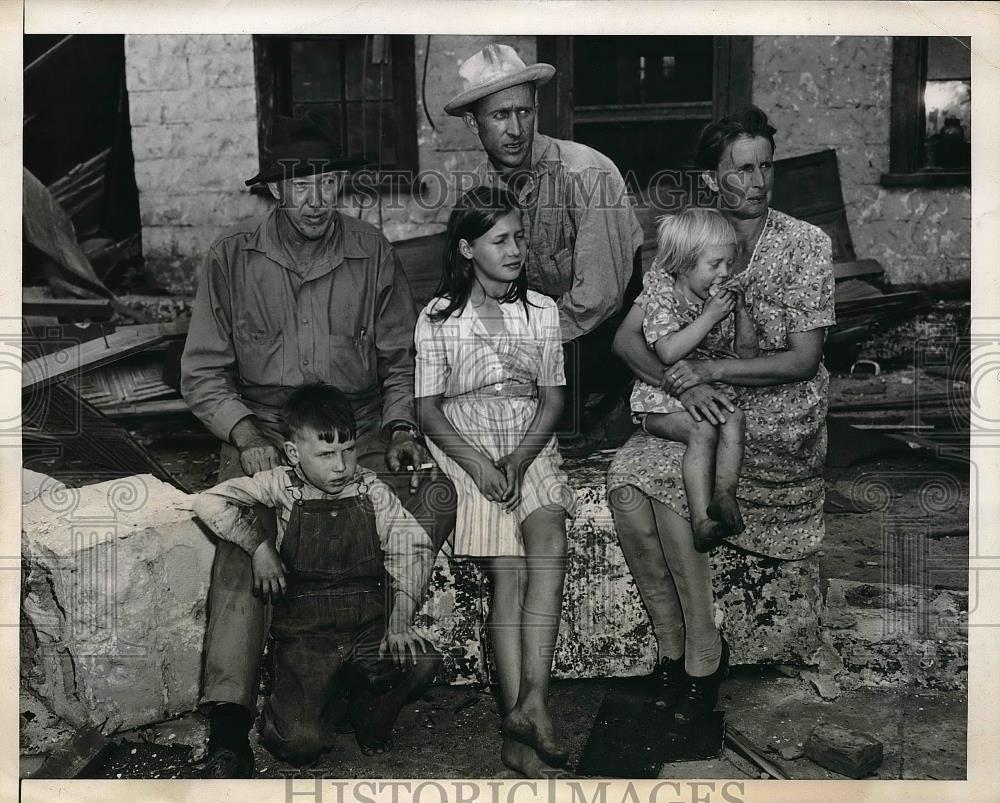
429, 185, 534, 323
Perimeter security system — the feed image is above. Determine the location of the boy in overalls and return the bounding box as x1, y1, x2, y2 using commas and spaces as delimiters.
193, 383, 441, 767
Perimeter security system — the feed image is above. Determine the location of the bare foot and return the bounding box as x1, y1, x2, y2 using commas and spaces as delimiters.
501, 737, 565, 778
692, 518, 729, 553
707, 491, 744, 535
502, 705, 569, 766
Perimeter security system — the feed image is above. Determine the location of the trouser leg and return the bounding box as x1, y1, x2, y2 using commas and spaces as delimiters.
258, 597, 347, 766
200, 443, 274, 713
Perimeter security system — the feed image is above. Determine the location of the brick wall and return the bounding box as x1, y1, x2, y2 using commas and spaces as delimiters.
125, 34, 270, 294
753, 36, 971, 287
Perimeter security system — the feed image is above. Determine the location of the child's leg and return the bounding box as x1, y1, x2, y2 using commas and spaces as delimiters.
486, 554, 563, 778
484, 556, 528, 714
258, 612, 345, 766
501, 506, 569, 767
707, 407, 746, 534
643, 412, 729, 551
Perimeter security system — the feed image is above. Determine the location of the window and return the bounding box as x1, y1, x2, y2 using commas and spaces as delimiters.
883, 36, 970, 187
252, 35, 418, 185
537, 36, 753, 190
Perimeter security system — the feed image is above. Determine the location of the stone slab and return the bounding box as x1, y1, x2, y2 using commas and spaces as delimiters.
22, 476, 216, 732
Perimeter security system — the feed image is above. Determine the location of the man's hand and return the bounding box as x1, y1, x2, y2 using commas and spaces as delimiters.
386, 430, 432, 493
663, 358, 716, 396
677, 385, 737, 425
231, 419, 283, 476
379, 624, 433, 667
250, 540, 287, 602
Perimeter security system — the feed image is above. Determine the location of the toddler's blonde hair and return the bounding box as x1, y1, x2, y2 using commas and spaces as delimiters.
653, 208, 737, 277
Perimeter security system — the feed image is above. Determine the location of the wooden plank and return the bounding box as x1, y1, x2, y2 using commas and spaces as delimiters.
23, 298, 113, 320
834, 259, 884, 282
99, 398, 190, 418
21, 322, 187, 390
30, 726, 113, 779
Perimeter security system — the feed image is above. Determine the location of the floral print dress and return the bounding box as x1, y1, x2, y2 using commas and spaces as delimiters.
630, 266, 740, 417
608, 209, 836, 559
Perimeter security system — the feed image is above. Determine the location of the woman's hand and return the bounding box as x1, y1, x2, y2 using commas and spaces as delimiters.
663, 359, 716, 395
677, 384, 737, 425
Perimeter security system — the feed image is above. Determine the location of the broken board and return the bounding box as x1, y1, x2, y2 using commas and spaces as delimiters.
576, 678, 725, 778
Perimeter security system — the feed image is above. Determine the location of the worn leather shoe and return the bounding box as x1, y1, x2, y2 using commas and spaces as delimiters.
652, 654, 688, 711
199, 745, 255, 779
673, 637, 730, 726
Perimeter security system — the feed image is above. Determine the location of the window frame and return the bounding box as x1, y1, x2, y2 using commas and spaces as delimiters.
251, 34, 419, 193
882, 36, 970, 188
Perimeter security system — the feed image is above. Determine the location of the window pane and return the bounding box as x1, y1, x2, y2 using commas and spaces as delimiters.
292, 102, 344, 153
345, 37, 392, 101
290, 40, 342, 102
346, 102, 397, 164
574, 36, 714, 106
574, 118, 709, 190
924, 37, 970, 169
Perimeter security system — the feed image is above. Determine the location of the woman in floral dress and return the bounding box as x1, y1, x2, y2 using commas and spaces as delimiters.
607, 106, 835, 723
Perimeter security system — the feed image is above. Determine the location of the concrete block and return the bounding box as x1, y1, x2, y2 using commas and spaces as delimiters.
187, 52, 256, 89
138, 87, 258, 125
23, 469, 65, 505
804, 722, 883, 779
131, 123, 258, 162
135, 156, 257, 195
21, 476, 215, 733
126, 53, 191, 92
139, 190, 265, 228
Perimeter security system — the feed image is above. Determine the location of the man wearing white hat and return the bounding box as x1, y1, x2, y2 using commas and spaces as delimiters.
446, 44, 645, 453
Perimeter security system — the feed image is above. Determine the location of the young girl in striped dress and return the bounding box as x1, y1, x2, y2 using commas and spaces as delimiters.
415, 186, 575, 778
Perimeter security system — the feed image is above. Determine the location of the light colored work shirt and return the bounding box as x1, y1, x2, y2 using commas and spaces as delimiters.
475, 133, 645, 343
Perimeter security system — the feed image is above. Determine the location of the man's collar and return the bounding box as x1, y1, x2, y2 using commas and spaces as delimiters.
478, 132, 556, 185
248, 206, 346, 276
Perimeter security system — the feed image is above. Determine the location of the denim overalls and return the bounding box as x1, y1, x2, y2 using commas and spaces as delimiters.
257, 469, 389, 764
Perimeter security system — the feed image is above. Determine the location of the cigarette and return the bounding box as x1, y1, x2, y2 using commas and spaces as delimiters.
410, 462, 435, 471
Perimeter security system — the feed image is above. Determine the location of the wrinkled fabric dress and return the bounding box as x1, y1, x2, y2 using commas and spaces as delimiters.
415, 291, 576, 558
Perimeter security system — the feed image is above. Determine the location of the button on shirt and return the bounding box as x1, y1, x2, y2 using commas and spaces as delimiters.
475, 133, 645, 343
181, 209, 418, 443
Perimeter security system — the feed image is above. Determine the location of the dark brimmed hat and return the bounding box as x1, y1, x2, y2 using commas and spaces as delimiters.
245, 114, 374, 187
444, 44, 555, 117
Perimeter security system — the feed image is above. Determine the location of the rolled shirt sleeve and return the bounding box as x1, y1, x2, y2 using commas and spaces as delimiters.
368, 478, 435, 607
557, 167, 641, 342
191, 470, 284, 556
374, 244, 419, 427
181, 246, 256, 442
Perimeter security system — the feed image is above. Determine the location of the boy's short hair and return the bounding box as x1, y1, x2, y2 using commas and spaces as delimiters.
653, 208, 737, 277
282, 383, 357, 443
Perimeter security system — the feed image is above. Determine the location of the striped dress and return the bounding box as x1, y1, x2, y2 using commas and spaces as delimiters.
414, 291, 576, 557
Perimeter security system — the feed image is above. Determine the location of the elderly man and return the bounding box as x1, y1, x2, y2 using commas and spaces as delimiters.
445, 44, 645, 452
181, 116, 455, 778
